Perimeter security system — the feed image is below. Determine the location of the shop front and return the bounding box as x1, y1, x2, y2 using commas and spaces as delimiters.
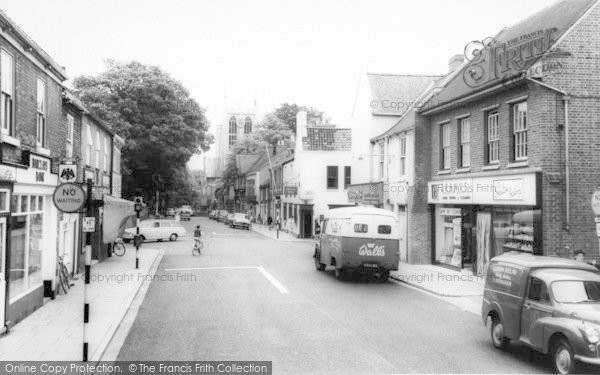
428, 173, 541, 275
8, 153, 58, 326
0, 164, 16, 332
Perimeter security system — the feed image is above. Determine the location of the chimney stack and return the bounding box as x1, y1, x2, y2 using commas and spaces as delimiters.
449, 54, 465, 73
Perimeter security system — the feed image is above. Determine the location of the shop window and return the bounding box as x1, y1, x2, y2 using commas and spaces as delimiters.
378, 142, 385, 179
0, 189, 8, 212
378, 225, 391, 234
486, 111, 499, 164
512, 102, 527, 161
459, 118, 470, 167
354, 224, 368, 233
9, 194, 45, 301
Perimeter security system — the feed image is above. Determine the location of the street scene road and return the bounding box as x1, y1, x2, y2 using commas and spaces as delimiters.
115, 217, 570, 374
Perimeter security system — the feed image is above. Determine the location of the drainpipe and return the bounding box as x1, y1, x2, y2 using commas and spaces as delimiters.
563, 95, 571, 231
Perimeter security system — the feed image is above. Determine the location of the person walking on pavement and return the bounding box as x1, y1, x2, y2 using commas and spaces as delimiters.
267, 216, 273, 230
193, 225, 202, 253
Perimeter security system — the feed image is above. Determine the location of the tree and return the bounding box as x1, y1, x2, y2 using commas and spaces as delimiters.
73, 61, 213, 201
273, 103, 324, 134
255, 113, 293, 148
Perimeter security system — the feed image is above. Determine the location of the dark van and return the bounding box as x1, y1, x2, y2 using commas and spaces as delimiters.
482, 252, 600, 374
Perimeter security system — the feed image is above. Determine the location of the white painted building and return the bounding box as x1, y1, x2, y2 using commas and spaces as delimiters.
279, 111, 353, 238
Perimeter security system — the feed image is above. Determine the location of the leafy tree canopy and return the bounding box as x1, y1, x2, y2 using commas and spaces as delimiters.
272, 103, 324, 134
72, 60, 214, 203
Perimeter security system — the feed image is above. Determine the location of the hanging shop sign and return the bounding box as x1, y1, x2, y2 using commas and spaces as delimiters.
284, 186, 298, 196
52, 183, 86, 213
0, 164, 16, 181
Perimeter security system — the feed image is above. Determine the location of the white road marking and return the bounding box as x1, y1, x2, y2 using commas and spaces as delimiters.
256, 266, 290, 294
164, 265, 290, 294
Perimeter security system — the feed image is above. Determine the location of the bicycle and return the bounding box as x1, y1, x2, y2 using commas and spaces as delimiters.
192, 238, 203, 256
112, 238, 126, 256
57, 254, 73, 295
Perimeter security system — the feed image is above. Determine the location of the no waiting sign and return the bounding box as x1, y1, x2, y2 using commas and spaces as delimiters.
53, 183, 86, 213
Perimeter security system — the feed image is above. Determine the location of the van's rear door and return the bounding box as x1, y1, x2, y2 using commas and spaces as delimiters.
342, 214, 400, 271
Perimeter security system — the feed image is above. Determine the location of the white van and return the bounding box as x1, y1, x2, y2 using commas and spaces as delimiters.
313, 206, 400, 281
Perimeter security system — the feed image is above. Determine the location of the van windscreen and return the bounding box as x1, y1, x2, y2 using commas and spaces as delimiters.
378, 225, 391, 234
354, 224, 368, 233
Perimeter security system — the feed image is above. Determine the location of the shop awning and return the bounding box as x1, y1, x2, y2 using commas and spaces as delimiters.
103, 195, 135, 244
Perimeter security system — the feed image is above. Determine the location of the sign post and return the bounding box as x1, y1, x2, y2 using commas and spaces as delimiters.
592, 189, 600, 254
134, 197, 143, 269
83, 178, 93, 361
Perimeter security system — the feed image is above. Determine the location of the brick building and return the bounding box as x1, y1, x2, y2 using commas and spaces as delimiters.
416, 0, 600, 274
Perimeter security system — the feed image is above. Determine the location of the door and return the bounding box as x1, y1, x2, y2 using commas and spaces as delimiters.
0, 217, 6, 328
303, 210, 312, 238
520, 277, 553, 346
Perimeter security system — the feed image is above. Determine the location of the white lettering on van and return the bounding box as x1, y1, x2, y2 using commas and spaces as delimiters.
358, 243, 385, 257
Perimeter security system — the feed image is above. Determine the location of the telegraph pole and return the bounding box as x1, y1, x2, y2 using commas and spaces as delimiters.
134, 197, 143, 269
83, 178, 93, 361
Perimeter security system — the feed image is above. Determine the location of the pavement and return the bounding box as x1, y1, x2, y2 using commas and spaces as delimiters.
115, 217, 564, 374
0, 245, 162, 361
250, 222, 314, 242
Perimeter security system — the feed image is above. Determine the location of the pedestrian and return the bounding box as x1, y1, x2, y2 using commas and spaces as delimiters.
573, 250, 585, 263
267, 216, 273, 230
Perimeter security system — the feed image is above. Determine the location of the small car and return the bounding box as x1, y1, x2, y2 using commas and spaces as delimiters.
482, 252, 600, 374
123, 219, 187, 242
165, 208, 176, 218
217, 210, 229, 222
209, 210, 217, 220
180, 210, 191, 221
225, 213, 235, 225
230, 213, 251, 230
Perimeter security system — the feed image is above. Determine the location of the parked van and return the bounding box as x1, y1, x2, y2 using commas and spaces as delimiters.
313, 206, 400, 281
482, 252, 600, 374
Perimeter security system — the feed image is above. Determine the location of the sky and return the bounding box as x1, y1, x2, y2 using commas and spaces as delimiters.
0, 0, 558, 168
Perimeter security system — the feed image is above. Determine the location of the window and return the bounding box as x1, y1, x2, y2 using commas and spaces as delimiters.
228, 116, 237, 146
327, 166, 338, 189
85, 123, 93, 166
399, 136, 406, 176
486, 111, 499, 164
378, 142, 385, 179
344, 166, 351, 189
244, 117, 252, 134
378, 225, 392, 234
354, 224, 368, 233
283, 203, 287, 220
0, 189, 8, 212
513, 102, 527, 160
66, 115, 74, 159
1, 49, 14, 135
95, 131, 101, 168
36, 79, 46, 147
441, 123, 450, 169
9, 195, 45, 301
527, 277, 550, 304
459, 118, 470, 167
104, 135, 110, 171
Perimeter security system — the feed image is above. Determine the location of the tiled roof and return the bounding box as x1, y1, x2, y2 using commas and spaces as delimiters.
368, 73, 443, 116
425, 0, 598, 109
302, 128, 352, 151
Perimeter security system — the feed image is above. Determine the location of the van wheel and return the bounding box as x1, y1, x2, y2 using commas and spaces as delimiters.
314, 251, 326, 271
552, 338, 574, 375
490, 317, 509, 349
379, 270, 390, 282
335, 268, 346, 281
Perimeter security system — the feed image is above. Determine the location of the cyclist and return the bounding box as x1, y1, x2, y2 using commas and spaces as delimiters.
193, 225, 202, 248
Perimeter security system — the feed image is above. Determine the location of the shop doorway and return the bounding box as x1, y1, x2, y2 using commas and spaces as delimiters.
299, 206, 313, 238
0, 218, 6, 329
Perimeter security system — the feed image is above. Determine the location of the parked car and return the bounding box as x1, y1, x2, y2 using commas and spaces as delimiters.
314, 206, 400, 282
122, 219, 187, 243
209, 210, 218, 220
225, 213, 235, 225
180, 210, 191, 221
230, 213, 251, 230
165, 208, 176, 218
217, 210, 229, 222
482, 252, 600, 374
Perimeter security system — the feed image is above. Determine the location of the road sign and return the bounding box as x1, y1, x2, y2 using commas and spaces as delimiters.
52, 183, 86, 213
59, 164, 78, 183
83, 217, 95, 232
592, 189, 600, 216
